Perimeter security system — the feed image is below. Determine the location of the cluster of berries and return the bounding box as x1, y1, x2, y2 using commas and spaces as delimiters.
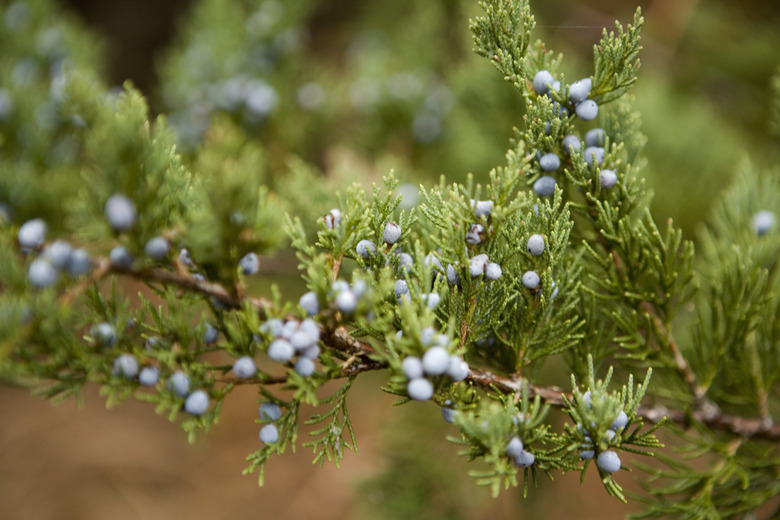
505, 435, 535, 468
260, 317, 320, 377
19, 218, 91, 288
401, 327, 469, 401
258, 402, 282, 444
104, 193, 172, 268
576, 391, 629, 474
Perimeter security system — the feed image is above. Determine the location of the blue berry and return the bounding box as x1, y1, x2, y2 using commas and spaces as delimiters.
383, 222, 402, 244
397, 252, 414, 274
423, 292, 441, 309
294, 357, 316, 377
576, 100, 599, 121
112, 354, 139, 379
335, 289, 358, 313
527, 234, 545, 256
753, 210, 775, 236
43, 240, 72, 269
522, 271, 540, 289
280, 320, 299, 340
472, 199, 493, 219
28, 258, 58, 288
597, 450, 621, 474
533, 176, 557, 197
539, 153, 560, 172
425, 253, 444, 274
513, 450, 535, 467
610, 410, 629, 431
407, 377, 434, 401
441, 407, 455, 423
583, 146, 605, 167
178, 248, 194, 267
485, 262, 502, 281
104, 193, 137, 231
92, 322, 116, 347
167, 371, 190, 397
568, 78, 592, 103
298, 318, 320, 343
533, 70, 554, 95
109, 245, 134, 269
233, 356, 257, 379
562, 134, 581, 155
299, 291, 320, 316
203, 323, 219, 344
420, 327, 436, 346
446, 264, 461, 286
446, 355, 469, 381
579, 450, 595, 460
466, 224, 485, 245
259, 424, 279, 444
268, 339, 295, 363
422, 346, 449, 375
469, 254, 488, 277
600, 169, 617, 189
184, 390, 210, 416
138, 366, 159, 386
145, 236, 170, 260
324, 209, 341, 229
259, 402, 282, 421
506, 436, 524, 458
394, 279, 409, 299
260, 318, 284, 338
238, 252, 259, 275
18, 218, 47, 250
356, 239, 376, 259
585, 128, 606, 147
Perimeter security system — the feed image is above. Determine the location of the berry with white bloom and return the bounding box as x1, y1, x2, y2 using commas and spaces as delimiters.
259, 402, 282, 421
585, 128, 606, 147
469, 254, 489, 277
610, 411, 629, 431
407, 377, 434, 401
112, 354, 139, 379
109, 246, 134, 269
533, 176, 557, 197
260, 318, 284, 338
233, 356, 257, 379
66, 248, 91, 276
18, 218, 47, 250
397, 252, 414, 274
576, 99, 599, 121
394, 279, 409, 299
184, 390, 210, 416
527, 234, 545, 256
423, 292, 441, 309
299, 291, 319, 316
506, 436, 524, 458
522, 271, 540, 289
239, 252, 259, 274
466, 224, 485, 245
268, 339, 295, 363
422, 346, 449, 375
145, 236, 170, 260
579, 450, 595, 460
178, 248, 194, 267
167, 371, 190, 397
753, 210, 775, 236
533, 70, 554, 95
324, 209, 341, 229
294, 357, 316, 377
28, 258, 58, 288
383, 222, 401, 244
485, 262, 502, 281
356, 239, 376, 259
597, 450, 622, 474
600, 169, 617, 189
583, 146, 605, 167
420, 327, 436, 346
441, 407, 455, 423
472, 199, 494, 219
259, 424, 279, 444
402, 356, 424, 379
568, 78, 592, 103
203, 323, 219, 344
138, 366, 159, 386
335, 289, 358, 313
446, 264, 461, 286
43, 240, 72, 268
92, 322, 116, 347
539, 152, 560, 172
446, 355, 469, 381
104, 193, 137, 231
513, 450, 535, 467
562, 134, 581, 155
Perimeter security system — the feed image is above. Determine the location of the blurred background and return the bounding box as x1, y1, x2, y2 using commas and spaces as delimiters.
1, 0, 779, 518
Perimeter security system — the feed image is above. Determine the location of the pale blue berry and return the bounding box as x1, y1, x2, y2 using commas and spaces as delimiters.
294, 357, 316, 377
506, 436, 524, 458
407, 377, 434, 401
43, 240, 72, 269
539, 152, 560, 172
576, 100, 599, 121
753, 210, 775, 236
423, 292, 441, 309
299, 318, 320, 343
597, 450, 621, 473
178, 248, 194, 267
422, 346, 449, 375
562, 134, 581, 155
280, 320, 299, 340
604, 429, 617, 442
268, 339, 295, 363
356, 239, 376, 259
446, 355, 469, 381
112, 354, 139, 379
324, 209, 341, 229
185, 390, 210, 416
300, 344, 321, 360
104, 193, 137, 231
92, 322, 116, 347
527, 234, 544, 256
239, 252, 259, 274
138, 366, 159, 386
514, 450, 535, 467
259, 402, 282, 421
394, 279, 409, 299
466, 224, 485, 245
441, 407, 455, 423
335, 289, 358, 313
233, 356, 257, 379
383, 222, 401, 244
420, 327, 436, 346
446, 264, 461, 286
109, 246, 134, 269
299, 291, 320, 316
585, 128, 606, 147
472, 199, 493, 219
522, 271, 540, 289
260, 318, 284, 338
291, 329, 315, 350
259, 424, 279, 443
469, 254, 489, 277
402, 356, 424, 379
568, 78, 592, 103
600, 169, 617, 189
398, 252, 414, 274
203, 323, 219, 344
145, 236, 170, 260
579, 450, 595, 460
351, 280, 368, 299
533, 70, 554, 95
167, 371, 190, 397
18, 218, 46, 250
583, 146, 605, 167
610, 410, 629, 431
485, 262, 502, 281
28, 258, 58, 288
533, 176, 556, 197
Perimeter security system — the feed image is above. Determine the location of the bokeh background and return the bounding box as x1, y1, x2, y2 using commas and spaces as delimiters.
1, 0, 779, 518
